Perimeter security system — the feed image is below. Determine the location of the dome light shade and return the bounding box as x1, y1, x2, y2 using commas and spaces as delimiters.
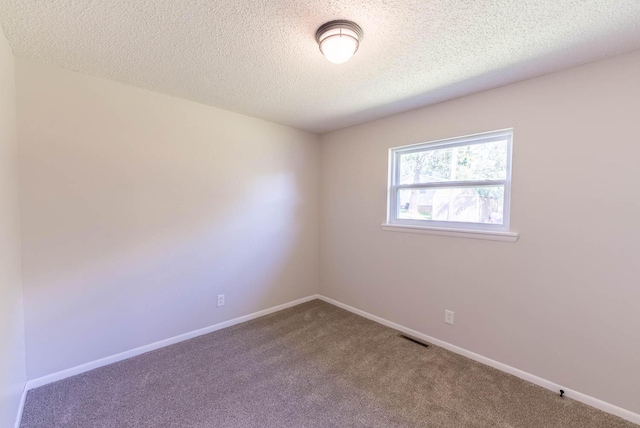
315, 20, 363, 64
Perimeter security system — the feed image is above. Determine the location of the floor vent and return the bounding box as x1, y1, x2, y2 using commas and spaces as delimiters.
400, 334, 430, 348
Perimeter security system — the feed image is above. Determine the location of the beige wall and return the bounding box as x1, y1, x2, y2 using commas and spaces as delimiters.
320, 50, 640, 414
0, 27, 26, 427
16, 59, 321, 379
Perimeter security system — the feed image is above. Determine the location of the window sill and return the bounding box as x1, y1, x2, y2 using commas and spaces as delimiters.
381, 223, 519, 242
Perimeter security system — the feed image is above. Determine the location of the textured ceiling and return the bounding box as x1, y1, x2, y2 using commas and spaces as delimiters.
1, 1, 639, 133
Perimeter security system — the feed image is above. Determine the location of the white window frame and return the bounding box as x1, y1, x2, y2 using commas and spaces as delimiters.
386, 129, 514, 236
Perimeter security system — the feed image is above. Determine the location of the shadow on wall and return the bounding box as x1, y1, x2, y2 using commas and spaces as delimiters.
22, 136, 306, 378
17, 60, 319, 379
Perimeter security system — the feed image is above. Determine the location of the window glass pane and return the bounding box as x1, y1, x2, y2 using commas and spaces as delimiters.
398, 186, 505, 224
399, 140, 508, 184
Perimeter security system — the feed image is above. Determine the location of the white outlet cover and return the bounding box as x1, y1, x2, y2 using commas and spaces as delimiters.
445, 310, 454, 325
217, 294, 225, 307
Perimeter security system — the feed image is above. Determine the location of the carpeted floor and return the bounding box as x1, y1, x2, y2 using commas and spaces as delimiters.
21, 300, 636, 428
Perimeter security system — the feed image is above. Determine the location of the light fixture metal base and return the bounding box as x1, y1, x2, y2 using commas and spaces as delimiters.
315, 20, 364, 43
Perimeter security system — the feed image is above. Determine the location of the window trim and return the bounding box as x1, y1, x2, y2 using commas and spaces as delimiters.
386, 129, 514, 235
380, 223, 519, 242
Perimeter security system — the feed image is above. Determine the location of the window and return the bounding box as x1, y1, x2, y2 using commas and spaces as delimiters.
386, 129, 513, 235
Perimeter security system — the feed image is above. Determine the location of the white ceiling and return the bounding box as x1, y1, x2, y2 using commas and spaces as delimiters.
1, 1, 639, 134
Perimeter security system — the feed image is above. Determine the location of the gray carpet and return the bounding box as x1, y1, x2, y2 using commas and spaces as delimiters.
21, 300, 636, 427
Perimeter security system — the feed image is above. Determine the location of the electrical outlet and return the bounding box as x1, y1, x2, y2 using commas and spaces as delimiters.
217, 294, 225, 307
445, 310, 454, 325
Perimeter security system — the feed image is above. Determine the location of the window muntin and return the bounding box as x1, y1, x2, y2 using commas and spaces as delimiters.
388, 130, 513, 231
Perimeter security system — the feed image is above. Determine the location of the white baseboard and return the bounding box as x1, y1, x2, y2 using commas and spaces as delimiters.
317, 295, 640, 426
20, 293, 640, 426
14, 384, 28, 428
25, 294, 320, 391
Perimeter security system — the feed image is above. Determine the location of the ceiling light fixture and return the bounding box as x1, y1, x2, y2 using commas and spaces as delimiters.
315, 20, 363, 64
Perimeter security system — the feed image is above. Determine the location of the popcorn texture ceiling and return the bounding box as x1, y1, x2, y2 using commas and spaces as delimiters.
1, 1, 639, 133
